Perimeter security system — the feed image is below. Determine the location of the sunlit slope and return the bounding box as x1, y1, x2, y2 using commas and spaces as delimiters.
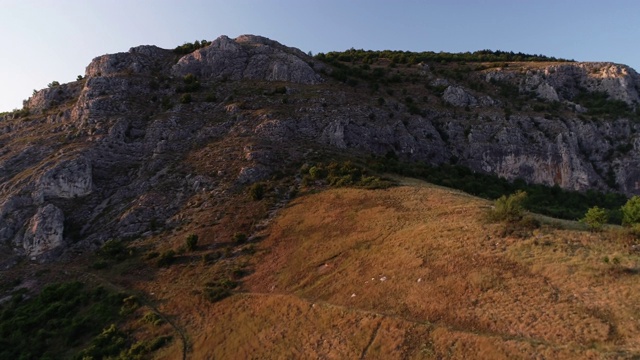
192, 179, 638, 359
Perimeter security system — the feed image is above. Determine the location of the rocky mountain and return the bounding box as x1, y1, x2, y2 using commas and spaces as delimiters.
0, 34, 639, 264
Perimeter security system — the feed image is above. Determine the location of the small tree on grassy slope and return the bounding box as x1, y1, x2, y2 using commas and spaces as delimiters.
581, 206, 608, 232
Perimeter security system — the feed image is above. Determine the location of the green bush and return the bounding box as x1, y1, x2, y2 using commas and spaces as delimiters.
303, 161, 395, 189
78, 324, 127, 359
249, 183, 265, 200
622, 196, 640, 226
490, 190, 527, 222
581, 206, 609, 231
203, 278, 238, 303
173, 39, 212, 55
142, 311, 164, 326
186, 234, 198, 251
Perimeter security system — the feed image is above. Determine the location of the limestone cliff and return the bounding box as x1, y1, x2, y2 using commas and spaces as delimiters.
1, 34, 639, 261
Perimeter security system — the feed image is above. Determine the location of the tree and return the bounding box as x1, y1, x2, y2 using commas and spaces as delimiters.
491, 190, 527, 222
47, 80, 60, 88
581, 206, 608, 232
622, 196, 640, 226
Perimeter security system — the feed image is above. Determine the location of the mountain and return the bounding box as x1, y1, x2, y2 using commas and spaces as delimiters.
0, 35, 639, 359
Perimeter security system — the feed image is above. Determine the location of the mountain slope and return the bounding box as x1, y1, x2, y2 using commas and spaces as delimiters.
0, 34, 639, 359
152, 179, 640, 359
0, 34, 639, 262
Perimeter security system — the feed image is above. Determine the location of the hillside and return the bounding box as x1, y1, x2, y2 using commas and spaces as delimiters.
4, 178, 638, 359
0, 34, 639, 359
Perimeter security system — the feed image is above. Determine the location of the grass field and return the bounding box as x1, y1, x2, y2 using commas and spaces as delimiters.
193, 178, 639, 359
42, 177, 637, 359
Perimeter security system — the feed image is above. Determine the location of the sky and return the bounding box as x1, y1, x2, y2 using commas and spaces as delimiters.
1, 0, 639, 112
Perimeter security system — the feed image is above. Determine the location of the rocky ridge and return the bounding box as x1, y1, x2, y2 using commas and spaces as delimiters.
0, 34, 639, 261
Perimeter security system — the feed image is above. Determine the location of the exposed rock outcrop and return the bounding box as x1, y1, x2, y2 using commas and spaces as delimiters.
22, 204, 64, 259
443, 86, 478, 107
487, 62, 640, 105
171, 35, 323, 84
85, 45, 174, 78
2, 34, 640, 264
34, 157, 93, 203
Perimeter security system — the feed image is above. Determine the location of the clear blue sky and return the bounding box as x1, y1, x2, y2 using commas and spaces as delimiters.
1, 0, 639, 111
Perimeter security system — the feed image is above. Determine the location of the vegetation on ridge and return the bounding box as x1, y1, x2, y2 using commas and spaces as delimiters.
315, 48, 574, 65
173, 39, 212, 55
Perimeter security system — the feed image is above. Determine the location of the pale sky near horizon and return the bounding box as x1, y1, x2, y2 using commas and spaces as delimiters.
1, 0, 639, 111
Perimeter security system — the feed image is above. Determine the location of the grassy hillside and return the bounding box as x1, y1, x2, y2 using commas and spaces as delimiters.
203, 179, 637, 359
2, 177, 638, 359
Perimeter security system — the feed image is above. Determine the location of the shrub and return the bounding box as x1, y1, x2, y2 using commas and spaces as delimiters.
490, 190, 527, 222
622, 196, 640, 226
173, 40, 212, 55
98, 239, 129, 261
248, 182, 265, 200
203, 278, 237, 303
232, 232, 247, 244
142, 311, 164, 326
47, 80, 60, 88
186, 234, 198, 251
581, 206, 609, 231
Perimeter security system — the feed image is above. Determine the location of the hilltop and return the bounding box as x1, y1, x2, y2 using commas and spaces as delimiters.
0, 35, 639, 359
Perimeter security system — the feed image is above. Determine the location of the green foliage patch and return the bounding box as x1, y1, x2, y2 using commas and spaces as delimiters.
622, 196, 640, 226
203, 278, 238, 303
574, 91, 638, 120
580, 206, 609, 232
0, 282, 126, 360
316, 48, 572, 66
302, 161, 395, 189
173, 39, 212, 55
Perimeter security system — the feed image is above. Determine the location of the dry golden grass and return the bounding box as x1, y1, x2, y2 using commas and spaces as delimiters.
57, 177, 638, 359
225, 179, 640, 359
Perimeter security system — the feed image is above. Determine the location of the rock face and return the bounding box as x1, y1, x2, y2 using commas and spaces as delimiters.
171, 35, 323, 84
35, 157, 93, 203
1, 34, 640, 263
487, 62, 640, 105
85, 45, 175, 78
443, 86, 478, 107
22, 204, 64, 258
